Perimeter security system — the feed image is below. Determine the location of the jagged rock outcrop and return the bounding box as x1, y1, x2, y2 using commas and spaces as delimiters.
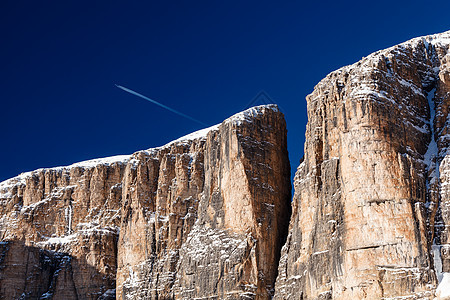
274, 31, 450, 299
0, 104, 291, 299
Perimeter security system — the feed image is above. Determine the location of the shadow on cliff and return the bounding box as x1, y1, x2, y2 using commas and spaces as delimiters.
0, 240, 115, 300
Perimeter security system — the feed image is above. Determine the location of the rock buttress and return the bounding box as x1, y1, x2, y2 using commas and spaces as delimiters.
172, 105, 291, 299
116, 105, 291, 299
112, 104, 291, 300
274, 31, 450, 299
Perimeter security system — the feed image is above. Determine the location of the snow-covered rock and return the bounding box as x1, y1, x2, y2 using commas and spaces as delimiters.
437, 273, 450, 300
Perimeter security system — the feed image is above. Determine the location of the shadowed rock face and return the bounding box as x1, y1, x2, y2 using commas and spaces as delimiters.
0, 104, 291, 299
274, 31, 450, 299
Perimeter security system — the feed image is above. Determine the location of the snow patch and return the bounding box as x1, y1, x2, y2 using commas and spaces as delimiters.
163, 104, 278, 146
164, 124, 220, 147
313, 250, 329, 256
424, 88, 438, 172
436, 273, 450, 300
433, 244, 444, 283
101, 289, 116, 298
0, 104, 278, 196
39, 234, 77, 246
65, 204, 73, 235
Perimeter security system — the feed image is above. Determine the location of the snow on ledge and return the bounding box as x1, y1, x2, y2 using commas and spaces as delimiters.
163, 123, 220, 147
161, 104, 279, 146
0, 104, 279, 193
67, 154, 130, 169
317, 30, 450, 90
224, 104, 279, 126
420, 30, 450, 47
0, 154, 131, 197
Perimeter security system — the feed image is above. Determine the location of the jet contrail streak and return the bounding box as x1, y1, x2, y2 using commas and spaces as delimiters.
115, 84, 207, 126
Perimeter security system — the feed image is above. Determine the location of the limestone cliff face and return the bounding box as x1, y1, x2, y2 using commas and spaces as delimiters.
0, 156, 127, 299
274, 31, 450, 299
0, 104, 291, 299
2, 29, 450, 300
116, 105, 291, 299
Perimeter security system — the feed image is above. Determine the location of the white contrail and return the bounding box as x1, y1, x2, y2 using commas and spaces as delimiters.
115, 84, 208, 126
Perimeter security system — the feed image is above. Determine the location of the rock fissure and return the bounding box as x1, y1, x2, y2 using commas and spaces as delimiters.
345, 243, 400, 252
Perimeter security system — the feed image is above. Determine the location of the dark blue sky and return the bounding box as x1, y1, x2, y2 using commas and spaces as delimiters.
1, 1, 450, 182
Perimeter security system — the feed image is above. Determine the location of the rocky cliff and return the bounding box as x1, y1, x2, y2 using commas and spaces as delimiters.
2, 30, 450, 300
0, 104, 291, 299
116, 106, 291, 299
274, 31, 450, 299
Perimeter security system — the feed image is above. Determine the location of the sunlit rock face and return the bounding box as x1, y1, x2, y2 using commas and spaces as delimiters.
0, 155, 126, 299
274, 30, 450, 299
116, 105, 291, 300
0, 104, 291, 300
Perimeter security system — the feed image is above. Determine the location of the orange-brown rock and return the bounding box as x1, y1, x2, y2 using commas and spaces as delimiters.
274, 31, 450, 299
0, 104, 291, 299
116, 105, 291, 299
0, 156, 128, 299
3, 28, 450, 300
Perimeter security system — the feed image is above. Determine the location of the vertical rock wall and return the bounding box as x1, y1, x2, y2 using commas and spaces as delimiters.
274, 31, 450, 299
116, 105, 291, 299
172, 107, 291, 299
0, 158, 127, 299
